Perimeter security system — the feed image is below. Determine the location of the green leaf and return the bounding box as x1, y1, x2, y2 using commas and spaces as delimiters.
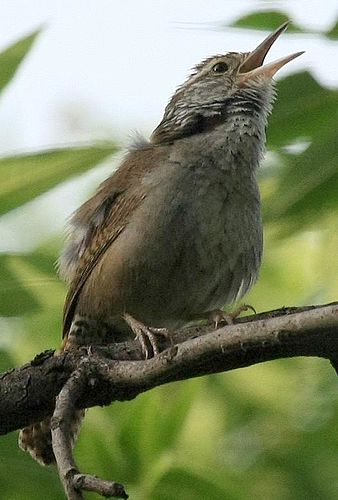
229, 11, 305, 33
0, 143, 117, 215
268, 72, 338, 147
264, 72, 338, 233
264, 129, 338, 228
0, 29, 40, 97
0, 254, 40, 316
326, 18, 338, 39
0, 248, 61, 317
229, 10, 338, 41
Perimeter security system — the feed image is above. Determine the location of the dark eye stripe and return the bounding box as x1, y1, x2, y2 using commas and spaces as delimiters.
212, 62, 229, 74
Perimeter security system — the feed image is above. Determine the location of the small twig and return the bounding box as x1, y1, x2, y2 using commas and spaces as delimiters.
51, 362, 128, 499
73, 474, 128, 499
51, 368, 85, 500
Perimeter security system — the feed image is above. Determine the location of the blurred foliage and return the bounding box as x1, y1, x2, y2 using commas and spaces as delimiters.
229, 11, 305, 33
327, 19, 338, 39
0, 29, 40, 96
0, 145, 117, 215
229, 9, 338, 39
264, 71, 338, 232
0, 10, 338, 500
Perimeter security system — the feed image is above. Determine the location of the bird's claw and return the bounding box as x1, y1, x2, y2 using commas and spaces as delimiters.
207, 304, 256, 329
123, 313, 170, 359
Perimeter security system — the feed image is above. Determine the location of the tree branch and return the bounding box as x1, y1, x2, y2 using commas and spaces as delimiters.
51, 364, 128, 499
1, 302, 338, 499
1, 302, 337, 436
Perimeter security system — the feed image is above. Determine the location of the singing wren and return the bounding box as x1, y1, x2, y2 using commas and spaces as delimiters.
19, 22, 303, 464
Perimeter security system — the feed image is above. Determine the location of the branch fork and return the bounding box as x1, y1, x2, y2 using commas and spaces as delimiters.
1, 303, 338, 499
51, 362, 128, 499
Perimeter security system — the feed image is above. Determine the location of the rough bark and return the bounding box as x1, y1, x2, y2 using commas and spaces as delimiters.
2, 302, 338, 498
1, 302, 337, 436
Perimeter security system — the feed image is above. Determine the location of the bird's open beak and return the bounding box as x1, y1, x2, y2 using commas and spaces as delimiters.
238, 21, 304, 85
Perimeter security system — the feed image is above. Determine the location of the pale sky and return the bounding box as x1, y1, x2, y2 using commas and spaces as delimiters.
0, 0, 337, 151
0, 0, 337, 252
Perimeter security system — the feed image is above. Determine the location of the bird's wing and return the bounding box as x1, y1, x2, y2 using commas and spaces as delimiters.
62, 145, 166, 338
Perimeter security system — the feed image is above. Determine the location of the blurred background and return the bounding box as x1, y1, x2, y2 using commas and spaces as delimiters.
1, 1, 338, 499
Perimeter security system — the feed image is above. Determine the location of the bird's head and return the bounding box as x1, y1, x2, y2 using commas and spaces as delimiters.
151, 22, 303, 144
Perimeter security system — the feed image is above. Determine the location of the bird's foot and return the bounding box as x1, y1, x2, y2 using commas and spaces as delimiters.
123, 313, 170, 359
207, 304, 256, 329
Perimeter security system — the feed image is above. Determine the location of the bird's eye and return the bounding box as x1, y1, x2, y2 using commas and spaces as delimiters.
212, 62, 229, 74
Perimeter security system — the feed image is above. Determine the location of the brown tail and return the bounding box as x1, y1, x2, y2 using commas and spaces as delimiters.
18, 410, 85, 465
18, 329, 84, 465
18, 315, 111, 465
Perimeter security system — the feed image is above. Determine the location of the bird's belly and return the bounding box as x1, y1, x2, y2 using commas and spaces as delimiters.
119, 182, 262, 327
76, 170, 262, 330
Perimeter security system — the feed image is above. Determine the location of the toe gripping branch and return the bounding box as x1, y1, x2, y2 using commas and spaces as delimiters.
123, 312, 171, 359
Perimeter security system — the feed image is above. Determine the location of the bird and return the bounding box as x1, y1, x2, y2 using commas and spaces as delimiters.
19, 22, 303, 465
